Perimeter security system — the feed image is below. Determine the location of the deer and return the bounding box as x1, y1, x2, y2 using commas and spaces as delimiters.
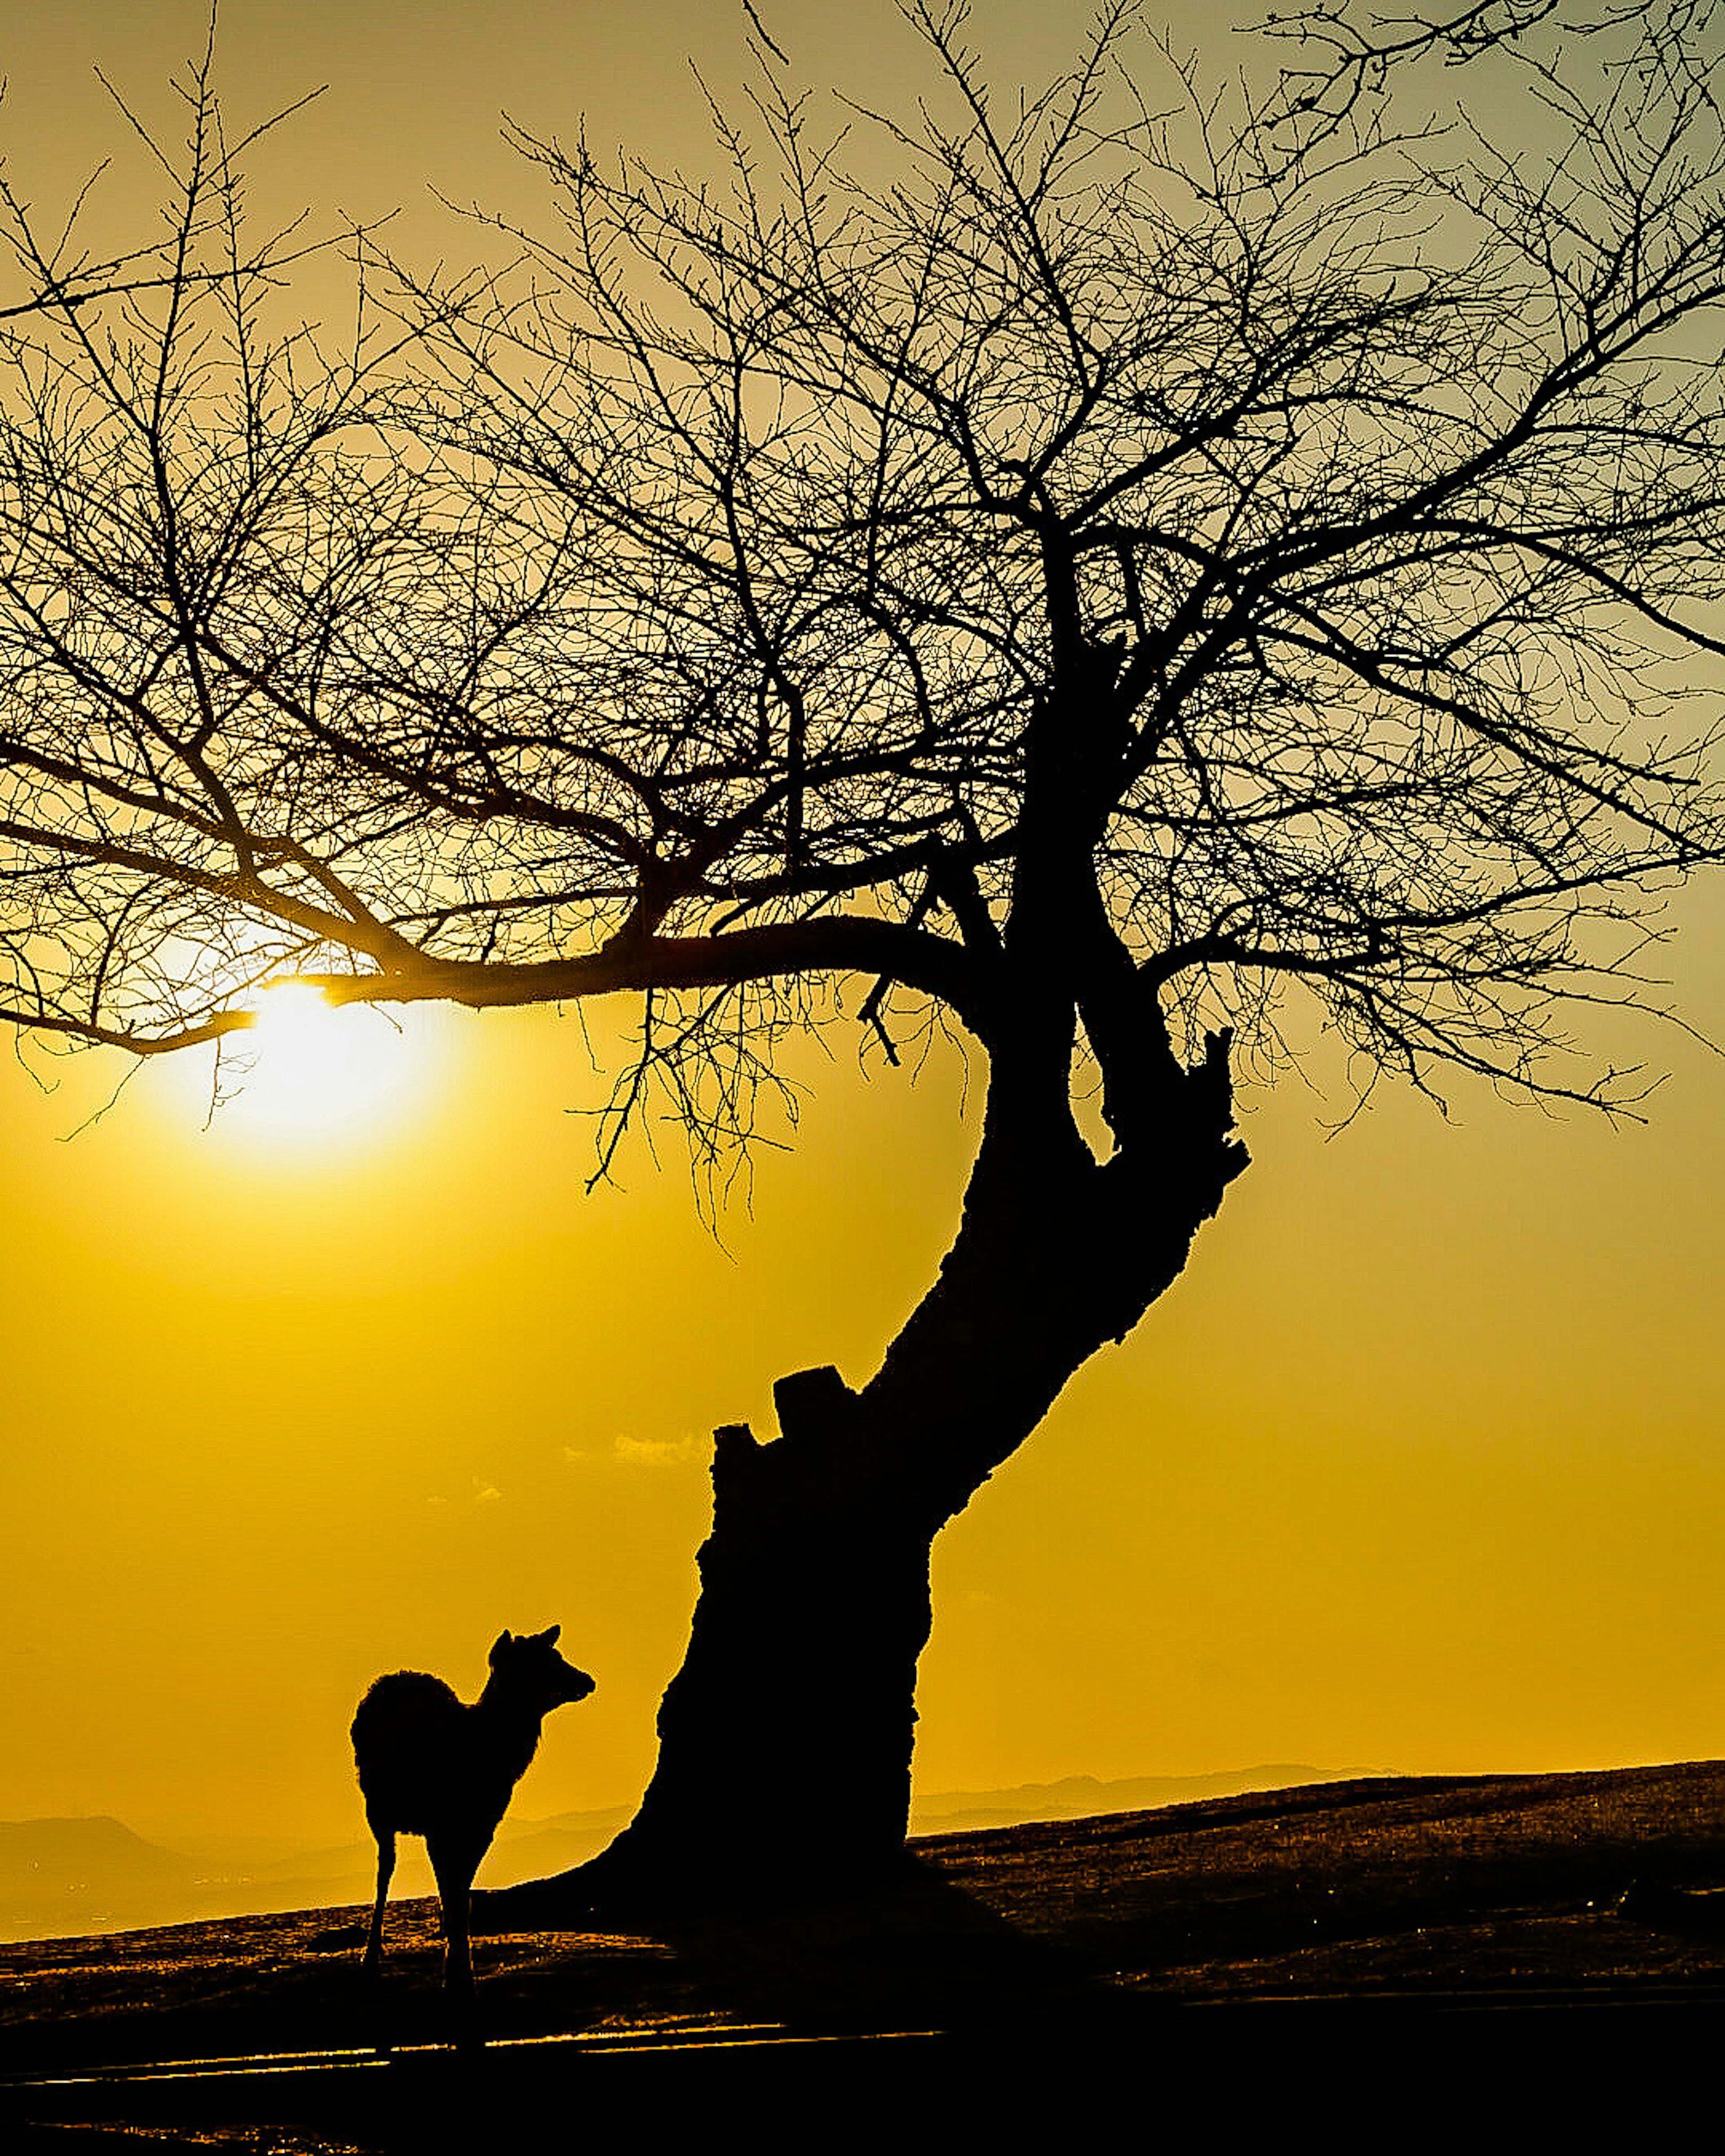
351, 1626, 595, 2001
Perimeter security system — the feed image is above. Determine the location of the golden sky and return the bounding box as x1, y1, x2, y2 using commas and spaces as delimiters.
3, 0, 1725, 1848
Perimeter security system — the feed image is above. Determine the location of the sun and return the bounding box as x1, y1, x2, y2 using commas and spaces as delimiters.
217, 983, 428, 1147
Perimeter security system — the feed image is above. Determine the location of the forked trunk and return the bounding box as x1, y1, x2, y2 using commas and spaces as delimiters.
480, 1040, 1247, 1921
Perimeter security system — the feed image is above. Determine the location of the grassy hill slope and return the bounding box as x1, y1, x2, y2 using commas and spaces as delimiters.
2, 1762, 1723, 2143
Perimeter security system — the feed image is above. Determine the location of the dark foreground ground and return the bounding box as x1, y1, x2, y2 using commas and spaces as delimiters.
4, 1760, 1725, 2147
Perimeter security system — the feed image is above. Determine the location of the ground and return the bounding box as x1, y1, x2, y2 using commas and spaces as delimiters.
4, 1762, 1724, 2146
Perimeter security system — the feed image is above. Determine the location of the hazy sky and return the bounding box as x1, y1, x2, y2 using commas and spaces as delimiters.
4, 0, 1725, 1849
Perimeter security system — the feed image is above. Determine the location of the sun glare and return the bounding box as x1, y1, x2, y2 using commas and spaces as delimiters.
208, 984, 430, 1149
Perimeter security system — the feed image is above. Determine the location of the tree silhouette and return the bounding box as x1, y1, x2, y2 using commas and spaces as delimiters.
5, 1, 1725, 1903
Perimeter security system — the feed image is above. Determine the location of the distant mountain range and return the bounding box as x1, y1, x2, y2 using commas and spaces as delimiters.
908, 1764, 1380, 1833
0, 1765, 1373, 1944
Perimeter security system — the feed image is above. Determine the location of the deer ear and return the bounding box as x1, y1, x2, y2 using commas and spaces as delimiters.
490, 1630, 513, 1664
542, 1624, 561, 1645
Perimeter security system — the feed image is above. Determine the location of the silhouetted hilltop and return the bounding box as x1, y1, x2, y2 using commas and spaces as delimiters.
2, 1760, 1717, 2153
2, 1760, 1721, 2034
2, 1761, 1724, 2147
0, 1819, 203, 1941
0, 1768, 1352, 1943
0, 1817, 197, 1885
0, 1809, 648, 1945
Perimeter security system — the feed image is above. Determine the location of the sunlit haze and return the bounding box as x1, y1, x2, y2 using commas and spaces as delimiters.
4, 0, 1725, 1859
151, 985, 441, 1153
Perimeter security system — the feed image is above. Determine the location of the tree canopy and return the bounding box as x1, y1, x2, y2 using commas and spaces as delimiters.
4, 0, 1725, 1171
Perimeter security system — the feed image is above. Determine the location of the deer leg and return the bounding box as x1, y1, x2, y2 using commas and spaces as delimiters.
428, 1833, 483, 2006
362, 1824, 395, 1974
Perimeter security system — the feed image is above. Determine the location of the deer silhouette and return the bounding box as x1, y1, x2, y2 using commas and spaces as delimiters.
351, 1626, 595, 1999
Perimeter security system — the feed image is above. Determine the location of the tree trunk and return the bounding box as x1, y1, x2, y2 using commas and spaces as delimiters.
479, 1036, 1247, 1922
592, 1377, 941, 1899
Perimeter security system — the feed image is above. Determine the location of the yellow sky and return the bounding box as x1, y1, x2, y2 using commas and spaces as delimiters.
3, 0, 1725, 1847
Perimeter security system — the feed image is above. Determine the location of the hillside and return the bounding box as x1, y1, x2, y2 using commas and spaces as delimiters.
0, 1766, 1361, 1944
3, 1761, 1723, 2144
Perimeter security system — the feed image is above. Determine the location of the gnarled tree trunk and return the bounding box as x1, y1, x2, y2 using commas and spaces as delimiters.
482, 1029, 1247, 1920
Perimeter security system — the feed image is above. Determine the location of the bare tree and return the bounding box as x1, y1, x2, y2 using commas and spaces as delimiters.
5, 0, 1725, 1904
